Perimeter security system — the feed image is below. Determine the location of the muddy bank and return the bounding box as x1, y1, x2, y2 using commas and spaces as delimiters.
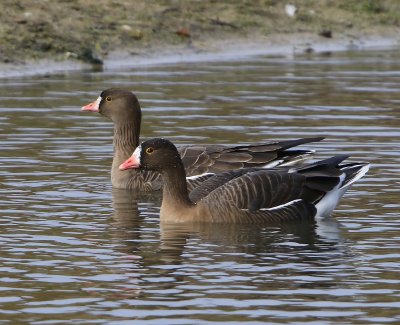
103, 30, 399, 70
1, 29, 399, 78
0, 0, 399, 77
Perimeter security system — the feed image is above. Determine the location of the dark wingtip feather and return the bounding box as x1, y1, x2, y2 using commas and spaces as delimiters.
277, 137, 325, 151
297, 154, 350, 172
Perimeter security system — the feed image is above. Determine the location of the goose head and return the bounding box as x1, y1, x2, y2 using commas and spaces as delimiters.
82, 88, 142, 126
119, 138, 182, 173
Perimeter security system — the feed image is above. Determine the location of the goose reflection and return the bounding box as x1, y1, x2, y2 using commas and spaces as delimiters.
159, 217, 343, 260
158, 218, 348, 296
111, 188, 161, 228
111, 187, 343, 263
108, 190, 349, 299
110, 188, 161, 255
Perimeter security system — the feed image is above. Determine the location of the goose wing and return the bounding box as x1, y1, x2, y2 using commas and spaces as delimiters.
201, 169, 312, 210
196, 169, 319, 223
190, 155, 364, 223
178, 137, 324, 177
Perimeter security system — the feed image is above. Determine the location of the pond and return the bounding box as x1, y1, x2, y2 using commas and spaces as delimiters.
0, 48, 399, 324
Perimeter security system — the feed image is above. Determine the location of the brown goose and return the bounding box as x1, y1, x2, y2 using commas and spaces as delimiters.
119, 138, 370, 224
82, 88, 324, 191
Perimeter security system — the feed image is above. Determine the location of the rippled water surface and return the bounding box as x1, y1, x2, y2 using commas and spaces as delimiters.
1, 49, 399, 324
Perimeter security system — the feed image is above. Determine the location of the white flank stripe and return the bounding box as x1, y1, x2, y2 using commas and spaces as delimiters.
261, 152, 314, 169
261, 160, 283, 168
186, 172, 215, 181
279, 152, 314, 167
260, 199, 303, 211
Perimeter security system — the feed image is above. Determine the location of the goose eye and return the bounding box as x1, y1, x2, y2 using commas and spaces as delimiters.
146, 147, 154, 154
106, 96, 112, 102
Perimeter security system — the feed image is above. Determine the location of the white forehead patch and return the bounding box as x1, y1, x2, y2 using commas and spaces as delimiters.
132, 145, 142, 162
95, 96, 102, 109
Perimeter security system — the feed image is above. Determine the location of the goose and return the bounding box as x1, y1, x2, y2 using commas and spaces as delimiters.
119, 138, 369, 224
82, 88, 323, 191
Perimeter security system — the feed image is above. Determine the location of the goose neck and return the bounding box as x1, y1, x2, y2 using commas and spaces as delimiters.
113, 122, 139, 156
161, 162, 195, 215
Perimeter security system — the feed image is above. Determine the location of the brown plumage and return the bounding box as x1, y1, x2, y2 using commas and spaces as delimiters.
82, 88, 324, 191
119, 138, 370, 224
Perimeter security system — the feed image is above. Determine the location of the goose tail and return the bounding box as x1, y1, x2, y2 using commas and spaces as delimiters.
315, 160, 370, 219
340, 162, 371, 189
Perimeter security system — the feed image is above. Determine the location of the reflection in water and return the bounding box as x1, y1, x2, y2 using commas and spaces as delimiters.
158, 221, 322, 266
110, 188, 161, 255
111, 188, 161, 229
159, 215, 344, 261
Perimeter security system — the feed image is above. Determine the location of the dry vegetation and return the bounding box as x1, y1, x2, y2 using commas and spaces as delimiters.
0, 0, 399, 64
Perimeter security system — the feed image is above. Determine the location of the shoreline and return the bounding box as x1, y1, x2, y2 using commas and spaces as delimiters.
104, 32, 400, 70
1, 31, 399, 79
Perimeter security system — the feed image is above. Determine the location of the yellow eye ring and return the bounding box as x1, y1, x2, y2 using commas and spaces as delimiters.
106, 96, 112, 102
146, 147, 154, 154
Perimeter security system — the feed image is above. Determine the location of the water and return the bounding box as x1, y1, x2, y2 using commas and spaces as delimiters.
0, 48, 399, 324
